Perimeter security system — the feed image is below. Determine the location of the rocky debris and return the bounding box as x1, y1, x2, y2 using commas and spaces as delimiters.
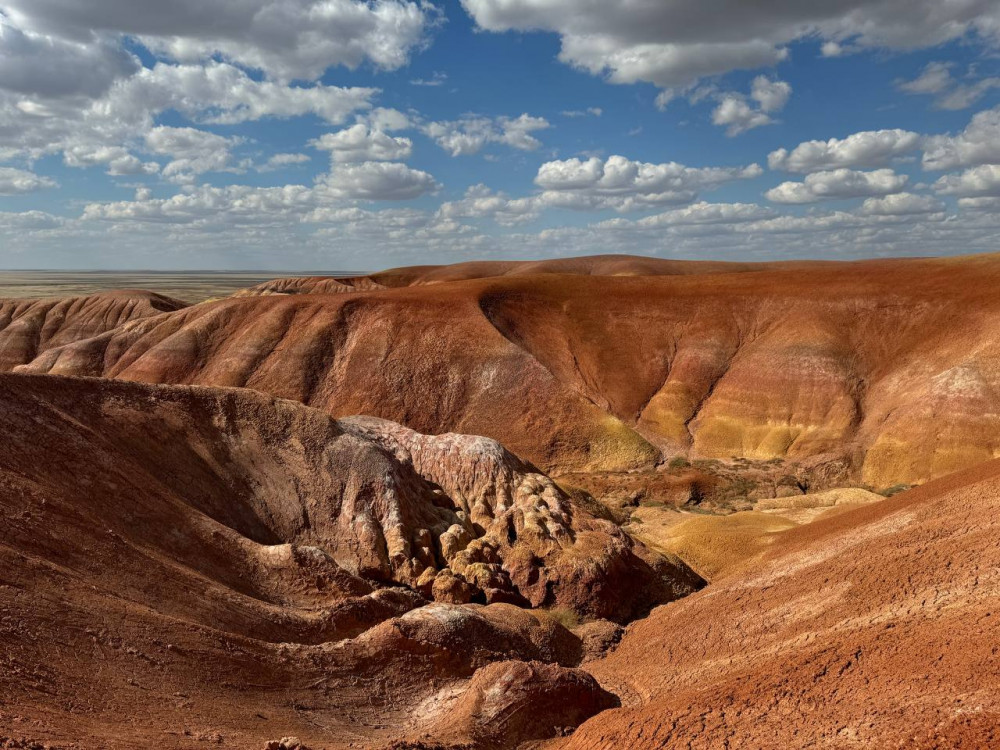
264, 738, 310, 750
413, 660, 619, 750
0, 374, 701, 632
345, 603, 583, 675
573, 620, 625, 663
341, 416, 702, 621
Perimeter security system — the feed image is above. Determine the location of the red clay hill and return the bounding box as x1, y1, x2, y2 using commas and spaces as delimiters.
3, 371, 1000, 748
0, 373, 693, 749
11, 253, 1000, 488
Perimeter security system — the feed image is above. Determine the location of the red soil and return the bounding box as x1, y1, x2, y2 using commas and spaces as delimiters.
0, 373, 691, 749
16, 253, 1000, 486
558, 457, 1000, 749
0, 290, 186, 371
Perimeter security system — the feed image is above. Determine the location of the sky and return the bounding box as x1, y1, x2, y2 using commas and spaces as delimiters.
3, 2, 1000, 270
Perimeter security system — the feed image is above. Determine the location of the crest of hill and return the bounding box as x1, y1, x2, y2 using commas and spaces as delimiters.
239, 254, 838, 296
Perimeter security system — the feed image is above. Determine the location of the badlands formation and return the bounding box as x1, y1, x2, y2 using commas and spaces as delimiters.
12, 253, 1000, 487
2, 253, 1000, 748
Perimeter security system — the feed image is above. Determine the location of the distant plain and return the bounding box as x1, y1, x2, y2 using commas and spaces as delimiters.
0, 271, 360, 303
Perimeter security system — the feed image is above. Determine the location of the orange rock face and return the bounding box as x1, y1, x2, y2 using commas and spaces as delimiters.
558, 458, 1000, 749
15, 253, 1000, 487
0, 372, 695, 747
0, 290, 186, 371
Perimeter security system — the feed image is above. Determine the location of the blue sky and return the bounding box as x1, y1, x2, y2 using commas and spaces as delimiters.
2, 0, 1000, 270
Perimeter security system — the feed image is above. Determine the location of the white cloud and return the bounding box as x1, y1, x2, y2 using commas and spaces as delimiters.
899, 61, 1000, 110
0, 209, 63, 230
860, 192, 944, 215
108, 154, 161, 176
144, 126, 244, 182
258, 153, 311, 172
751, 76, 792, 112
631, 201, 777, 227
5, 0, 441, 83
0, 16, 138, 99
0, 167, 57, 195
312, 124, 412, 163
934, 164, 1000, 196
535, 154, 763, 211
82, 184, 315, 224
766, 168, 908, 203
957, 196, 1000, 210
561, 107, 603, 118
712, 95, 772, 136
0, 60, 376, 171
899, 62, 955, 95
820, 41, 850, 57
423, 113, 550, 156
437, 184, 540, 225
319, 161, 439, 200
114, 62, 377, 126
365, 107, 412, 132
461, 0, 1000, 89
769, 129, 922, 172
62, 145, 159, 176
708, 76, 791, 136
923, 106, 1000, 170
410, 71, 447, 87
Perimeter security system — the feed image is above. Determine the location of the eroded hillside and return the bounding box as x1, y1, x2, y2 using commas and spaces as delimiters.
13, 254, 1000, 487
0, 373, 698, 749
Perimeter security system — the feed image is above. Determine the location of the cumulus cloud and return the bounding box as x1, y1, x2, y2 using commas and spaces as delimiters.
713, 96, 772, 136
923, 106, 1000, 170
62, 145, 160, 176
144, 126, 245, 182
437, 184, 540, 225
0, 16, 138, 99
319, 161, 439, 200
534, 154, 763, 211
860, 192, 945, 215
766, 168, 908, 203
258, 153, 311, 172
116, 62, 377, 125
751, 76, 792, 112
898, 61, 1000, 110
423, 113, 551, 156
461, 0, 1000, 89
934, 164, 1000, 196
769, 129, 922, 172
700, 76, 791, 136
4, 0, 440, 83
0, 60, 377, 170
630, 201, 777, 227
312, 124, 412, 163
0, 167, 57, 195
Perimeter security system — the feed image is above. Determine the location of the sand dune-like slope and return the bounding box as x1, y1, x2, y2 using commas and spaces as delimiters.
0, 373, 699, 749
558, 460, 1000, 749
18, 254, 1000, 486
0, 289, 186, 371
